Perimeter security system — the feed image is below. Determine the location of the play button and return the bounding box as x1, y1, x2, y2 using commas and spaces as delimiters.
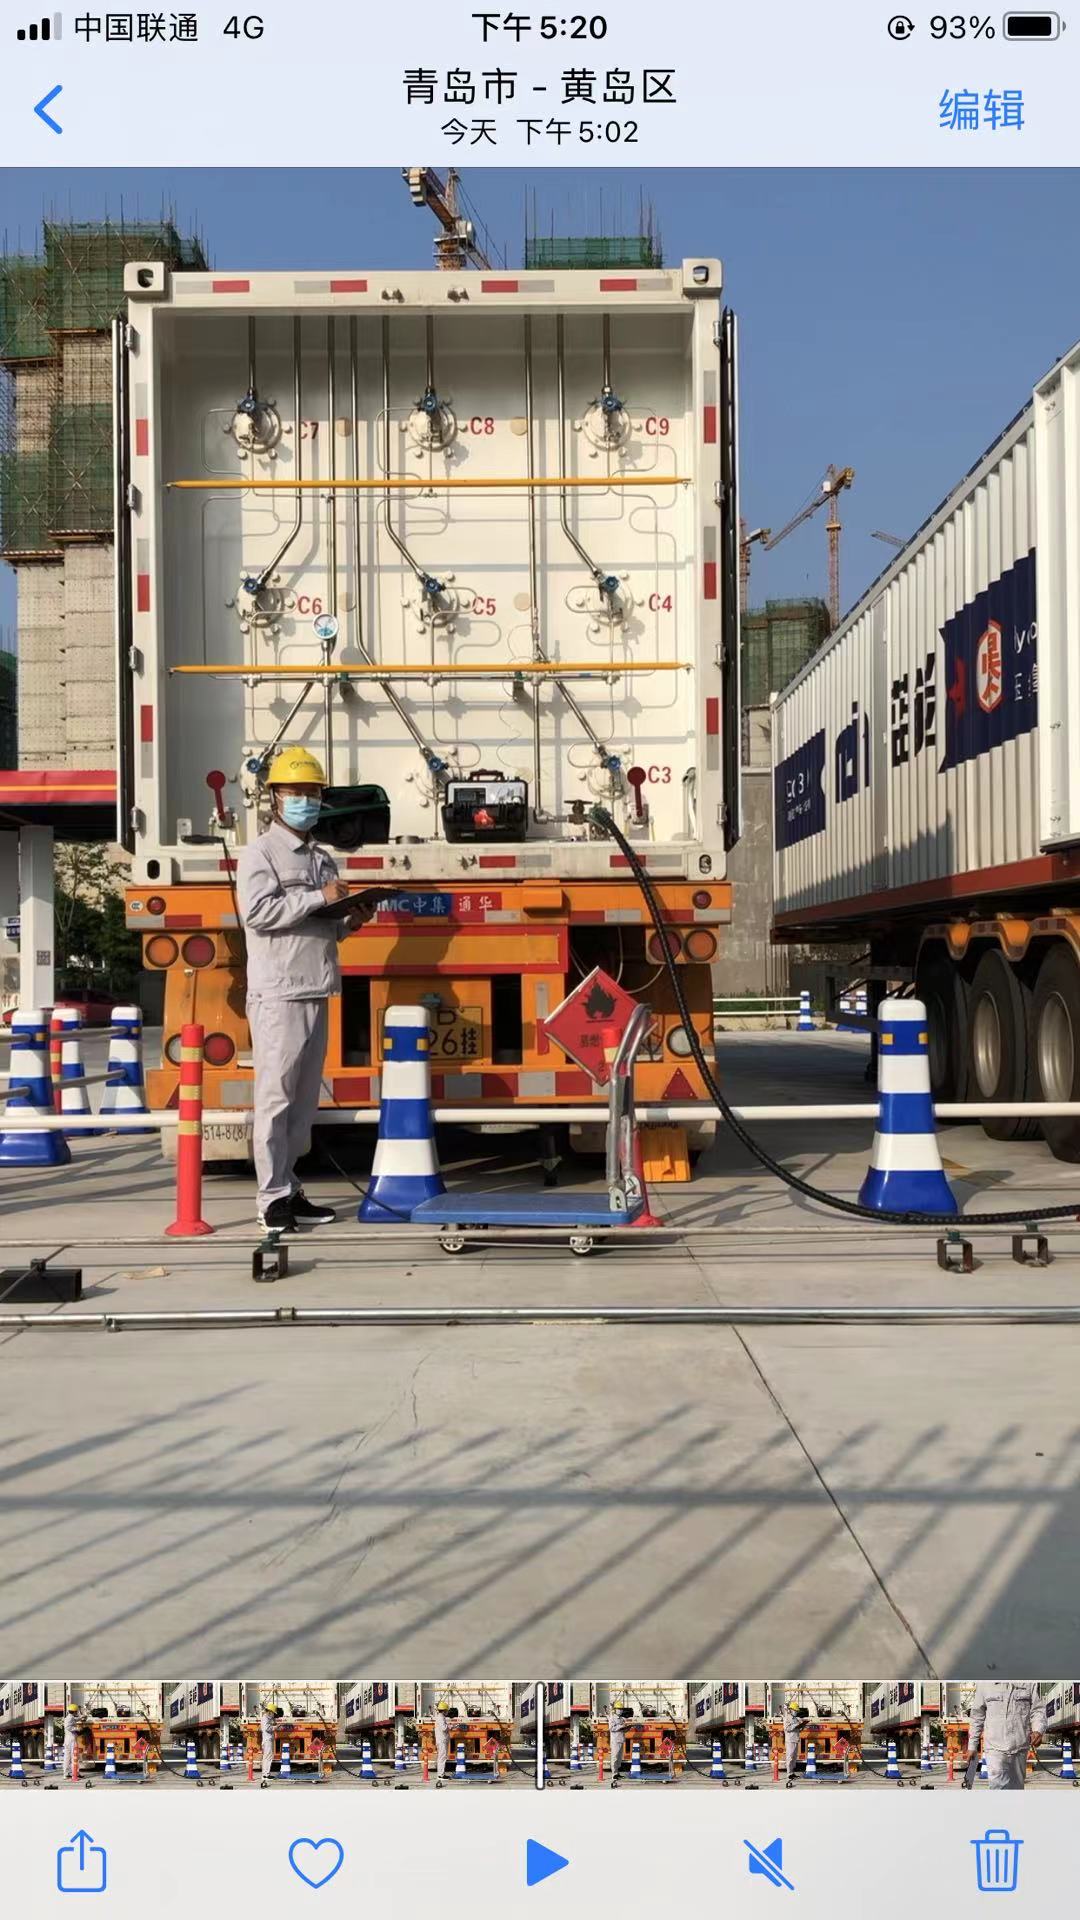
526, 1841, 569, 1888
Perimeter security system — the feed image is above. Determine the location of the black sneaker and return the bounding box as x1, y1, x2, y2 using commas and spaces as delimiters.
258, 1197, 296, 1234
289, 1190, 337, 1227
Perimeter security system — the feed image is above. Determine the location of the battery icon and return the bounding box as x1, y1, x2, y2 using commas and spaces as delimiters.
1003, 11, 1061, 33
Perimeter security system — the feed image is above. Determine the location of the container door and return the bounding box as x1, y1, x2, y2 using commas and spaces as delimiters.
112, 316, 136, 855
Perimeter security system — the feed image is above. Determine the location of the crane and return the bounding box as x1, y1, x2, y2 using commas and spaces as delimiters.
403, 168, 493, 271
872, 530, 904, 548
740, 465, 854, 630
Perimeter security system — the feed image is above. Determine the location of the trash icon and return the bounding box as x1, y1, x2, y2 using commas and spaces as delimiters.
971, 1829, 1023, 1893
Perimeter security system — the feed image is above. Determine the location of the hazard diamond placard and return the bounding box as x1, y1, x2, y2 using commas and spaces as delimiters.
541, 966, 644, 1088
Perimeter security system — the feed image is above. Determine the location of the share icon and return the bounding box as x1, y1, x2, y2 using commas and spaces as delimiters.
744, 1838, 795, 1891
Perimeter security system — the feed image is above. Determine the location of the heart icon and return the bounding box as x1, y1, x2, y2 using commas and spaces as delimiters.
288, 1838, 345, 1889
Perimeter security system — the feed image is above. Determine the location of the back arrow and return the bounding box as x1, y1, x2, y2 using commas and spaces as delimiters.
34, 85, 63, 133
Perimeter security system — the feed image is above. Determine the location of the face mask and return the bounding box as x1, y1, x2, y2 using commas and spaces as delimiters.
279, 795, 321, 832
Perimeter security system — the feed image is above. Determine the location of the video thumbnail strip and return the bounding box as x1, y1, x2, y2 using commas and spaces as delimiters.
0, 1679, 1075, 1791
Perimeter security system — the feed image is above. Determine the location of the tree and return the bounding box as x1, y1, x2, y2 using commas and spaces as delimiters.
54, 842, 140, 992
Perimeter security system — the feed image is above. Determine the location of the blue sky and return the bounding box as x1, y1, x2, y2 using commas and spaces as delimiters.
3, 165, 1079, 636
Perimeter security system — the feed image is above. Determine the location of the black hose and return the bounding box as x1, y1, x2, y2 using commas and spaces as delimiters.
589, 807, 1080, 1228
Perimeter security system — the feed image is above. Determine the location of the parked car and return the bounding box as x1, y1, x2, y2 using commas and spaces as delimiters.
3, 989, 116, 1027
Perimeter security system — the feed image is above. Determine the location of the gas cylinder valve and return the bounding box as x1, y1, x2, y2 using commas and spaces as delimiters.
406, 385, 457, 451
228, 388, 282, 457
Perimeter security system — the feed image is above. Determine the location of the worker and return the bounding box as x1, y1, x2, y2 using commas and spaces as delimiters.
607, 1703, 628, 1787
967, 1683, 1047, 1790
783, 1701, 808, 1786
433, 1703, 456, 1784
237, 746, 374, 1231
62, 1706, 79, 1780
259, 1704, 279, 1786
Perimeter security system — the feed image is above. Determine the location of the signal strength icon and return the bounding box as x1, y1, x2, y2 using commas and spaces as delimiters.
16, 11, 62, 36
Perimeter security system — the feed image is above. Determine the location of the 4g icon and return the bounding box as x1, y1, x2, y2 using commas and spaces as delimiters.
224, 13, 264, 34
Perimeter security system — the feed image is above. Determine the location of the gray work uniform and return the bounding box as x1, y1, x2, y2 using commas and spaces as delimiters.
968, 1682, 1047, 1790
782, 1707, 802, 1779
260, 1709, 276, 1782
607, 1709, 625, 1783
62, 1709, 78, 1779
237, 821, 348, 1214
434, 1710, 451, 1779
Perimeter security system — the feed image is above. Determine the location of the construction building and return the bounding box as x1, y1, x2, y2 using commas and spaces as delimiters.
740, 598, 831, 712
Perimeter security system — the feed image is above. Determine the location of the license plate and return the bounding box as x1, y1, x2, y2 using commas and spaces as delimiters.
427, 1005, 483, 1060
201, 1120, 251, 1150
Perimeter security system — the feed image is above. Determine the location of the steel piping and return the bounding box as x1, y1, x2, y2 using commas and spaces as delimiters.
2, 1304, 1078, 1332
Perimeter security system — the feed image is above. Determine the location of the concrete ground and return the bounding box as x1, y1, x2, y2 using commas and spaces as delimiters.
2, 1031, 1079, 1674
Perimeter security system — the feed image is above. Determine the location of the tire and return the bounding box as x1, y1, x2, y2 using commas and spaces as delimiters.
1032, 943, 1080, 1161
967, 949, 1040, 1142
915, 950, 971, 1103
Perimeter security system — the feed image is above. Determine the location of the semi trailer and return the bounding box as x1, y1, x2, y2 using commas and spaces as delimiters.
866, 1682, 943, 1759
114, 257, 740, 1167
238, 1682, 338, 1774
690, 1681, 766, 1755
765, 1682, 864, 1773
340, 1681, 420, 1756
772, 338, 1080, 1161
418, 1682, 514, 1776
164, 1682, 242, 1758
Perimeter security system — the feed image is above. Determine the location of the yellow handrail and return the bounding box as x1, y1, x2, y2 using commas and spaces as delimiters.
167, 473, 690, 492
170, 660, 690, 678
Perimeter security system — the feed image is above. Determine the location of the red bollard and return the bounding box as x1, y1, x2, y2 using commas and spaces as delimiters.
947, 1749, 955, 1783
165, 1022, 213, 1237
628, 1127, 663, 1229
772, 1745, 779, 1783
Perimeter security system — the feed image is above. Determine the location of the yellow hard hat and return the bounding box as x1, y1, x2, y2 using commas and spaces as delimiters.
266, 746, 326, 786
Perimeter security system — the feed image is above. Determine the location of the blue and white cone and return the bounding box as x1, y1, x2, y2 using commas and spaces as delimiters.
886, 1741, 900, 1779
54, 1006, 106, 1137
979, 1753, 988, 1781
936, 1741, 944, 1770
711, 1742, 725, 1780
104, 1742, 117, 1780
921, 1740, 931, 1774
587, 1742, 595, 1769
184, 1740, 200, 1780
280, 1742, 292, 1779
100, 1004, 149, 1133
570, 1742, 581, 1772
395, 1741, 406, 1774
805, 1741, 817, 1781
44, 1740, 57, 1773
220, 1740, 231, 1774
797, 990, 814, 1033
359, 1006, 446, 1222
361, 1741, 375, 1780
629, 1741, 641, 1780
744, 1739, 756, 1773
837, 991, 856, 1032
1061, 1741, 1076, 1780
10, 1740, 25, 1780
0, 1010, 71, 1166
411, 1742, 419, 1769
858, 998, 957, 1215
455, 1742, 467, 1779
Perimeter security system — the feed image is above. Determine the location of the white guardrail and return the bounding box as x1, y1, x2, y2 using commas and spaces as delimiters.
4, 1101, 1080, 1131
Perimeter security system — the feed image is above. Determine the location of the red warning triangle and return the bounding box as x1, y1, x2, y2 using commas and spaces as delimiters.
662, 1069, 696, 1099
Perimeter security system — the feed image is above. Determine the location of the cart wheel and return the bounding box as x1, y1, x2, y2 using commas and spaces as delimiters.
569, 1234, 594, 1257
440, 1235, 466, 1255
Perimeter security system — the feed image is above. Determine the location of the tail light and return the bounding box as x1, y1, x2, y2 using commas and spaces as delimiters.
666, 1025, 694, 1057
181, 934, 216, 968
692, 890, 712, 908
684, 928, 718, 962
203, 1032, 236, 1066
146, 895, 168, 916
647, 929, 683, 963
145, 934, 179, 968
164, 1033, 183, 1064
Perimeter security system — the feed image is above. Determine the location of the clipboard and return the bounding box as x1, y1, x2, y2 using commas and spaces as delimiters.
309, 885, 398, 923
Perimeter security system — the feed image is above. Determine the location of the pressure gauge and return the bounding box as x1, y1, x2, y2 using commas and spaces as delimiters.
313, 614, 339, 644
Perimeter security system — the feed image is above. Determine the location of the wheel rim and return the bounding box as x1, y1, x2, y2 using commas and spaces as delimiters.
972, 993, 1002, 1096
1038, 991, 1075, 1102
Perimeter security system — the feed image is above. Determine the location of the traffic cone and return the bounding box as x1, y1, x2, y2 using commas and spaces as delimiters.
44, 1740, 57, 1774
744, 1738, 756, 1774
184, 1740, 200, 1780
455, 1742, 466, 1779
937, 1741, 945, 1770
361, 1741, 375, 1780
797, 989, 814, 1032
980, 1753, 988, 1781
921, 1740, 931, 1774
0, 1009, 71, 1166
101, 1004, 149, 1132
395, 1741, 406, 1774
1061, 1741, 1076, 1781
805, 1741, 817, 1781
570, 1741, 581, 1772
711, 1742, 725, 1780
220, 1740, 231, 1774
411, 1742, 419, 1769
858, 998, 957, 1214
886, 1741, 900, 1779
359, 1005, 445, 1221
586, 1742, 594, 1768
10, 1740, 25, 1780
627, 1125, 664, 1228
53, 1006, 106, 1136
104, 1742, 117, 1780
629, 1741, 641, 1779
280, 1742, 291, 1779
